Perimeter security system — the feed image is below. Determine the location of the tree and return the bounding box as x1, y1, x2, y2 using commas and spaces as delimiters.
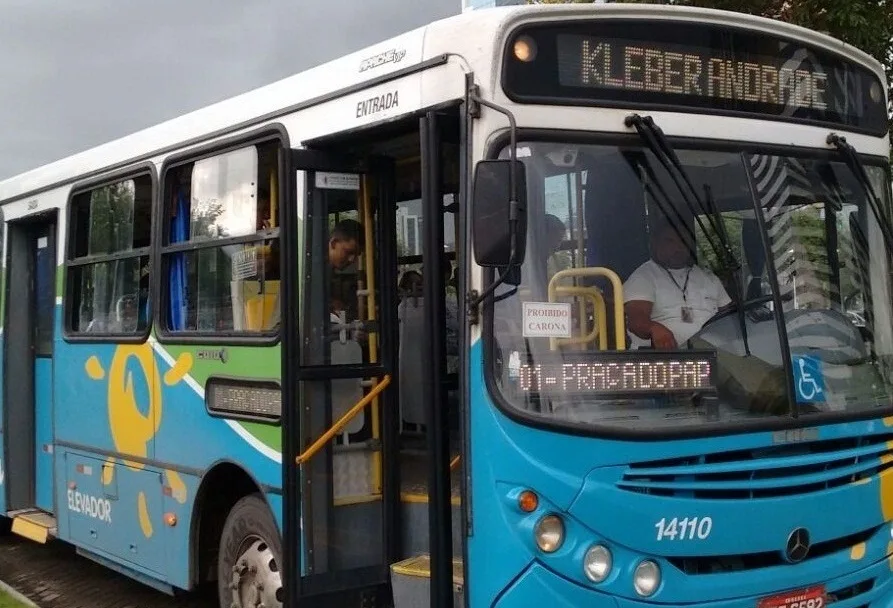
680, 0, 893, 128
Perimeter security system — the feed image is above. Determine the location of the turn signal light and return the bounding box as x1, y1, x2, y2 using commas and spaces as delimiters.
518, 490, 538, 513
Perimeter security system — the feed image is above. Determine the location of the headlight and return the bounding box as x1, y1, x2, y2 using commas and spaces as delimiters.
633, 560, 661, 596
583, 544, 612, 583
534, 514, 564, 553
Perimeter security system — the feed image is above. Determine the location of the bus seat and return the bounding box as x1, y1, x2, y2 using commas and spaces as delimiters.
232, 279, 281, 331
331, 313, 365, 437
398, 296, 426, 427
584, 155, 650, 285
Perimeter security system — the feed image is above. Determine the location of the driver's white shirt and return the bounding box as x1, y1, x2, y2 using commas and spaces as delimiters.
624, 259, 731, 346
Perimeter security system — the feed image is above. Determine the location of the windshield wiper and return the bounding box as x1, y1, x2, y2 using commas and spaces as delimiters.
625, 114, 751, 354
827, 133, 893, 255
625, 115, 737, 272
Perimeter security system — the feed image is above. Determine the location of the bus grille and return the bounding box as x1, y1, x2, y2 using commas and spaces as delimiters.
618, 433, 893, 499
668, 525, 877, 573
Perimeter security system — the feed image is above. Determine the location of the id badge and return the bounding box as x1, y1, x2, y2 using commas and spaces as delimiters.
681, 306, 693, 323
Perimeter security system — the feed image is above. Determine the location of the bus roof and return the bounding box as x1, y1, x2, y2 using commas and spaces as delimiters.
0, 3, 885, 205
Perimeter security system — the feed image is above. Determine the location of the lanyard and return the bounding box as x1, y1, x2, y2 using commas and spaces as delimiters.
662, 265, 692, 302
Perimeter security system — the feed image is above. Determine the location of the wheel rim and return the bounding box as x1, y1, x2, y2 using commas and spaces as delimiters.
227, 537, 283, 608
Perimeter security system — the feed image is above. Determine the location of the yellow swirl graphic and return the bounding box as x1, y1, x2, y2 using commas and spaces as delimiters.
138, 492, 153, 538
87, 346, 193, 541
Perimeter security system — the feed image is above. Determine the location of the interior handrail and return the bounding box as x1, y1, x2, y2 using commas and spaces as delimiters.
548, 267, 626, 350
552, 285, 608, 350
295, 374, 392, 465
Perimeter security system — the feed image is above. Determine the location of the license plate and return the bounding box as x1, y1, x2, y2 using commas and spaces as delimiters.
757, 586, 827, 608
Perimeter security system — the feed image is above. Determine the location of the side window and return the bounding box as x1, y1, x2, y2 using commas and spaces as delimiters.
161, 141, 280, 335
67, 174, 153, 335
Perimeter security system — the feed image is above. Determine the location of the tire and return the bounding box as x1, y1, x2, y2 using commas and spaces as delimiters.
217, 493, 283, 608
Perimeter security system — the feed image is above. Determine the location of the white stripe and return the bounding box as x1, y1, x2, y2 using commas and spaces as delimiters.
148, 337, 282, 464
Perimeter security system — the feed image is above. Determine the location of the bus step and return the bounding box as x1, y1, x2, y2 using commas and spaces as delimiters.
390, 554, 464, 608
10, 509, 56, 544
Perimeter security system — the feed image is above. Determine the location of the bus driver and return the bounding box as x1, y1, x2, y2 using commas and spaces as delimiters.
623, 218, 732, 350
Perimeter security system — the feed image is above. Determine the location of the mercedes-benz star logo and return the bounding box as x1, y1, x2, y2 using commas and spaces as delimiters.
785, 528, 811, 563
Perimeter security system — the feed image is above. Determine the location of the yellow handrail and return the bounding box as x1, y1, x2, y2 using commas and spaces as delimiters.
548, 267, 626, 350
295, 375, 392, 465
449, 454, 461, 471
359, 175, 383, 493
552, 286, 607, 350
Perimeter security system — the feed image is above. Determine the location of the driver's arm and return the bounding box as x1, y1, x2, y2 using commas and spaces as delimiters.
623, 264, 677, 350
626, 300, 677, 350
626, 300, 655, 340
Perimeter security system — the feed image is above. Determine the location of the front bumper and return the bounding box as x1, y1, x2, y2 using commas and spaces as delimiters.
495, 554, 893, 607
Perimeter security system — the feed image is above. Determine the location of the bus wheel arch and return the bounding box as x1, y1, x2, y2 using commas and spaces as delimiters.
190, 462, 264, 588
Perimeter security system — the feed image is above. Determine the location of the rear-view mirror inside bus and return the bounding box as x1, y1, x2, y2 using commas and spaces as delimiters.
472, 159, 528, 268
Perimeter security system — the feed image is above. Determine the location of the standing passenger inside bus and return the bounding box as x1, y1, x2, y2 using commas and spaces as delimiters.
329, 219, 364, 271
623, 218, 731, 350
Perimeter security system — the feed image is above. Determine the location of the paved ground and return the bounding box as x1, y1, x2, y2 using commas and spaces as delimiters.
0, 532, 215, 608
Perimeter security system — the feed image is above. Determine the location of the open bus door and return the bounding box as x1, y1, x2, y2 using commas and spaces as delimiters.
282, 149, 400, 606
4, 211, 58, 541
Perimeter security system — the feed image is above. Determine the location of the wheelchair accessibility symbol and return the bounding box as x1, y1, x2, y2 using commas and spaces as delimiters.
792, 355, 826, 403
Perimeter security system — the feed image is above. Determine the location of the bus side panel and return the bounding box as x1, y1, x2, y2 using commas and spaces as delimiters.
62, 450, 164, 576
0, 332, 5, 515
53, 338, 282, 588
162, 469, 200, 590
55, 448, 198, 590
54, 340, 282, 490
151, 342, 283, 491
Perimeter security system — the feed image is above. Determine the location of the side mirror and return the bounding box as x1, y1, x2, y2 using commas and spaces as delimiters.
472, 159, 528, 268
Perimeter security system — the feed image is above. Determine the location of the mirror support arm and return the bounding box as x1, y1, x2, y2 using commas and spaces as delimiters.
467, 94, 522, 314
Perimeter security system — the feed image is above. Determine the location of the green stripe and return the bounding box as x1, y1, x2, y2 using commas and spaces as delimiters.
160, 342, 283, 451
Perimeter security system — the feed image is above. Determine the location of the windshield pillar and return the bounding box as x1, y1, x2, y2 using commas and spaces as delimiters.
741, 152, 798, 416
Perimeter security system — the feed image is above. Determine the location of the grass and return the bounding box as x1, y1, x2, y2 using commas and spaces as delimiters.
0, 590, 29, 608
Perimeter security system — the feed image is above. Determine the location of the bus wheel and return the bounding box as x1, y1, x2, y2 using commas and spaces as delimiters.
218, 493, 283, 608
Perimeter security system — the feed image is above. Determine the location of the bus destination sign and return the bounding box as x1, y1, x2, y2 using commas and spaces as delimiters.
570, 36, 829, 112
502, 21, 888, 135
517, 351, 716, 396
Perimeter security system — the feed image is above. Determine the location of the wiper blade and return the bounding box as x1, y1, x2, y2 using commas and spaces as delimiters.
625, 115, 738, 273
827, 133, 893, 255
625, 114, 750, 354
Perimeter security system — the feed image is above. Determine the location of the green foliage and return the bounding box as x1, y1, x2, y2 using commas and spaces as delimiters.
681, 0, 893, 123
0, 590, 29, 608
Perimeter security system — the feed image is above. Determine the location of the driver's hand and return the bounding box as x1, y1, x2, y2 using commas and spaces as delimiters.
650, 322, 678, 350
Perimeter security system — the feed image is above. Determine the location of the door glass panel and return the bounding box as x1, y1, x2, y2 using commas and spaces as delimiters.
300, 171, 386, 577
301, 175, 381, 369
396, 194, 460, 430
34, 227, 55, 356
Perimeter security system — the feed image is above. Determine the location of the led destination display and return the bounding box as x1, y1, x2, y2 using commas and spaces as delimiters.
503, 21, 887, 134
517, 351, 717, 396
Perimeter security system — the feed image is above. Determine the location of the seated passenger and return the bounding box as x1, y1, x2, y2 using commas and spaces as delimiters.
624, 219, 731, 350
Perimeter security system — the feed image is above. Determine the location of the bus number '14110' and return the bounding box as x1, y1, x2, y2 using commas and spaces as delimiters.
655, 516, 712, 541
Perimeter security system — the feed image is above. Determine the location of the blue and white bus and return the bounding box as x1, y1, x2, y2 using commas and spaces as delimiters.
0, 4, 891, 607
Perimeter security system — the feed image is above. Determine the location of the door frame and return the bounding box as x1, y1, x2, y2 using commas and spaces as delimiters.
282, 145, 400, 604
3, 209, 58, 513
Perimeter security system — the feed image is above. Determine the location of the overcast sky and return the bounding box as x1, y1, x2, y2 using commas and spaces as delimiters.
0, 0, 458, 180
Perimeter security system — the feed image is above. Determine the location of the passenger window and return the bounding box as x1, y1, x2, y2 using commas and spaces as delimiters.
67, 175, 152, 335
162, 141, 280, 335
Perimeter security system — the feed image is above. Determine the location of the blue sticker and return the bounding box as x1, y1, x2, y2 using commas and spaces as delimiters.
792, 354, 826, 403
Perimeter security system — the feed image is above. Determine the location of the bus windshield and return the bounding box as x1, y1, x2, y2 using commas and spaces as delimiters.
489, 140, 893, 432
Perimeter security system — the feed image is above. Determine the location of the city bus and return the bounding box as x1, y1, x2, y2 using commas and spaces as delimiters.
0, 3, 891, 607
